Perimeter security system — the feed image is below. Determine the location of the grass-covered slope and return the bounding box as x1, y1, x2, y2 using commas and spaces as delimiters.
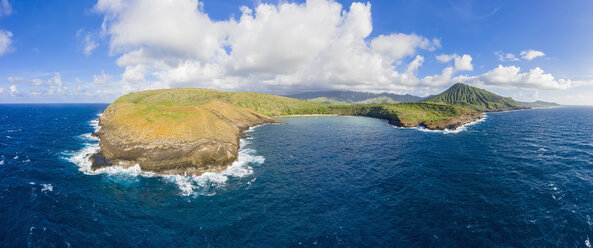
113, 88, 330, 116
423, 83, 527, 112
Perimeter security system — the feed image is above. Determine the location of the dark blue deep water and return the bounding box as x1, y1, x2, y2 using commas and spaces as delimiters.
1, 104, 593, 247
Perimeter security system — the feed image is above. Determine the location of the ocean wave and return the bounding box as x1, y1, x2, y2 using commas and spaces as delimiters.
66, 117, 265, 197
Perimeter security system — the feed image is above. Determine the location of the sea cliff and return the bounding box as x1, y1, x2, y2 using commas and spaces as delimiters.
93, 100, 275, 175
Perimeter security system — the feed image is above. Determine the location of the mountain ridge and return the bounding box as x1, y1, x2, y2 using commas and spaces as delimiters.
423, 83, 527, 112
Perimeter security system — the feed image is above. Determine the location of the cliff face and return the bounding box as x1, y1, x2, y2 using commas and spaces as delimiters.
93, 100, 275, 176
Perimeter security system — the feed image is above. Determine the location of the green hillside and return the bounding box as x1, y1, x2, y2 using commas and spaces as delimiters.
423, 83, 526, 112
111, 88, 479, 129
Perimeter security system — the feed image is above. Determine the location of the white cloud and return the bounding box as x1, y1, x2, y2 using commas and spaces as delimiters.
9, 85, 19, 96
0, 87, 4, 94
436, 54, 456, 63
0, 29, 12, 56
468, 65, 570, 90
520, 49, 545, 61
495, 51, 519, 62
0, 0, 11, 17
90, 0, 570, 97
454, 54, 473, 71
94, 0, 451, 93
370, 33, 440, 62
47, 73, 67, 95
93, 71, 112, 84
495, 50, 545, 62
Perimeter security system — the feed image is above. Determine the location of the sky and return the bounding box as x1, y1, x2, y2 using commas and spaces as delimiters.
0, 0, 592, 104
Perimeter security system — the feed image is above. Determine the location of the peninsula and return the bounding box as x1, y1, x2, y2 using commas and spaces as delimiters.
91, 83, 526, 176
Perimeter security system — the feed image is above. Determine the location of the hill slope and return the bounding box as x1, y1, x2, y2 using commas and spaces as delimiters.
423, 83, 527, 112
285, 90, 423, 104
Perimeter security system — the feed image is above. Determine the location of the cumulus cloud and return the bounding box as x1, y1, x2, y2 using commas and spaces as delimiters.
0, 0, 11, 17
90, 0, 569, 96
0, 87, 4, 94
454, 54, 473, 71
520, 49, 545, 61
0, 29, 12, 55
93, 0, 457, 93
467, 65, 570, 90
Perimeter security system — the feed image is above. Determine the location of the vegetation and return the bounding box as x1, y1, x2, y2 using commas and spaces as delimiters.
109, 88, 476, 128
423, 83, 526, 112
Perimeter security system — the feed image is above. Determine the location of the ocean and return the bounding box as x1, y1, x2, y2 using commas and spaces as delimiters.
1, 104, 593, 247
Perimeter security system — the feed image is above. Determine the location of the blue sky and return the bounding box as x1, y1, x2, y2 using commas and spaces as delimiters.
0, 0, 592, 104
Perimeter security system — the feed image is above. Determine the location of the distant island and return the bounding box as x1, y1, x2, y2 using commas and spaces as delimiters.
91, 83, 556, 176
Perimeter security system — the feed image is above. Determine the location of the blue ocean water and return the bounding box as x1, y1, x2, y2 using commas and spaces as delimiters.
1, 104, 593, 247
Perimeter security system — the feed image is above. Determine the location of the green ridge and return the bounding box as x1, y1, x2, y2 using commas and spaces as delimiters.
423, 83, 527, 112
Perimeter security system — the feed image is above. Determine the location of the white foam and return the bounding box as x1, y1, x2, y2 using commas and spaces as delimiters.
89, 119, 100, 132
162, 139, 264, 196
66, 115, 265, 196
41, 184, 53, 192
78, 133, 99, 141
0, 160, 3, 165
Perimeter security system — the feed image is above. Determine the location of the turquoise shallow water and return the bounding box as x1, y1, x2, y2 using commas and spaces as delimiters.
1, 105, 593, 247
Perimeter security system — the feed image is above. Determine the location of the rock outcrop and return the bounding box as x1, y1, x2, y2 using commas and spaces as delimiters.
92, 100, 275, 176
